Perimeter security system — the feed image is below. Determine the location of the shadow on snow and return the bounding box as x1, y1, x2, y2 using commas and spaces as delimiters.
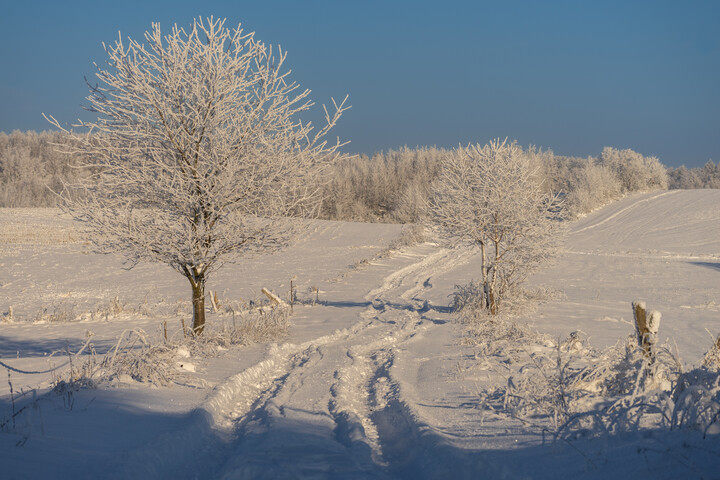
2, 385, 717, 480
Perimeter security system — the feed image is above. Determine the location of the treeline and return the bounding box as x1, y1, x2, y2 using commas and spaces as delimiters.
321, 145, 670, 221
542, 147, 668, 218
320, 146, 444, 222
1, 130, 716, 219
0, 130, 83, 207
666, 160, 720, 189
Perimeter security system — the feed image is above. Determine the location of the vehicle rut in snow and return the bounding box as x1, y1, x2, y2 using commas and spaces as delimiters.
212, 244, 468, 478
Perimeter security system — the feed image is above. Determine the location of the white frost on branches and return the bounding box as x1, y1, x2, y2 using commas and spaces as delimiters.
429, 139, 564, 314
46, 16, 349, 332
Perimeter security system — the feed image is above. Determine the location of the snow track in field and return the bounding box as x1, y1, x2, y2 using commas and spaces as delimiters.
111, 242, 471, 479
366, 244, 468, 304
211, 245, 468, 478
218, 243, 475, 478
570, 190, 682, 234
330, 310, 424, 465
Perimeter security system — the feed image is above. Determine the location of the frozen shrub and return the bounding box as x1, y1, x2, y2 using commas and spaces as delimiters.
667, 160, 720, 189
539, 147, 667, 219
599, 146, 668, 193
388, 223, 427, 250
33, 305, 77, 324
52, 300, 291, 388
467, 304, 720, 443
564, 161, 622, 217
105, 329, 178, 385
536, 145, 674, 219
0, 130, 90, 207
320, 146, 444, 222
451, 280, 487, 317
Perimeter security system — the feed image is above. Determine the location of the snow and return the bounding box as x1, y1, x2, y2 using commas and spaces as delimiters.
2, 190, 720, 478
526, 189, 720, 359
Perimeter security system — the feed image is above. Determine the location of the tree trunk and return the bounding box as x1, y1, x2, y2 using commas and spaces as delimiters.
488, 235, 500, 315
479, 240, 489, 310
488, 290, 497, 315
190, 278, 206, 335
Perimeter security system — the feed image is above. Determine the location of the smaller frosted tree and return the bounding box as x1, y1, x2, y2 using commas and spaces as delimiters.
46, 17, 349, 333
429, 139, 563, 314
599, 147, 668, 193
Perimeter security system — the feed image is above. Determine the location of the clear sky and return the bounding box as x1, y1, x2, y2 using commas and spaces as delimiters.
1, 0, 718, 167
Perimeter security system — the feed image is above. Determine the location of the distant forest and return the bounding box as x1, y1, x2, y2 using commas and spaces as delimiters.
1, 130, 718, 219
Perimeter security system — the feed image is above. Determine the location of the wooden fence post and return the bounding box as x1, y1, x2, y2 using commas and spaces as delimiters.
632, 300, 661, 361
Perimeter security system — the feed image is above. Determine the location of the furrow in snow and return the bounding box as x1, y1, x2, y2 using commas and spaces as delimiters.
570, 190, 681, 234
365, 246, 465, 302
329, 310, 425, 465
562, 250, 720, 261
356, 322, 496, 479
108, 320, 378, 479
399, 249, 469, 303
205, 319, 375, 431
112, 241, 467, 479
364, 248, 442, 300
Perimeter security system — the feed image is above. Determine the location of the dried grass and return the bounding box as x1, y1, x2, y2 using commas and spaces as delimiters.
50, 300, 292, 389
463, 306, 720, 442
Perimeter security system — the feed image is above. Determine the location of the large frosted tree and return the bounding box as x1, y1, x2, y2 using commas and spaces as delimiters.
429, 139, 563, 314
47, 17, 349, 333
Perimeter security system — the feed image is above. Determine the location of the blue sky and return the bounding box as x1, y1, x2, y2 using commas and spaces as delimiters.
1, 0, 718, 167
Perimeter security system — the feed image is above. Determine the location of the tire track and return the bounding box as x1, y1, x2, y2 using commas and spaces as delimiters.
365, 245, 468, 304
216, 244, 466, 477
329, 244, 490, 476
332, 310, 496, 479
115, 243, 469, 479
329, 310, 425, 465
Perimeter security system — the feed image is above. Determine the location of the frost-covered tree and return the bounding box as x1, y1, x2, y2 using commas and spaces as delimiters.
46, 17, 349, 333
599, 147, 668, 193
667, 160, 720, 189
429, 139, 563, 314
320, 146, 445, 222
0, 130, 83, 207
562, 159, 622, 218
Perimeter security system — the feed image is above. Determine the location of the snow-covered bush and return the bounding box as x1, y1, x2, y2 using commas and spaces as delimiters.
563, 161, 623, 217
51, 300, 291, 388
599, 147, 668, 193
320, 146, 444, 222
102, 329, 179, 385
667, 160, 720, 189
207, 302, 292, 349
536, 147, 670, 219
451, 280, 487, 316
32, 305, 77, 324
467, 308, 720, 442
429, 139, 564, 314
388, 223, 427, 250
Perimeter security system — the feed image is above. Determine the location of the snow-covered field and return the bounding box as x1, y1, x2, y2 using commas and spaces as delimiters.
1, 190, 719, 479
